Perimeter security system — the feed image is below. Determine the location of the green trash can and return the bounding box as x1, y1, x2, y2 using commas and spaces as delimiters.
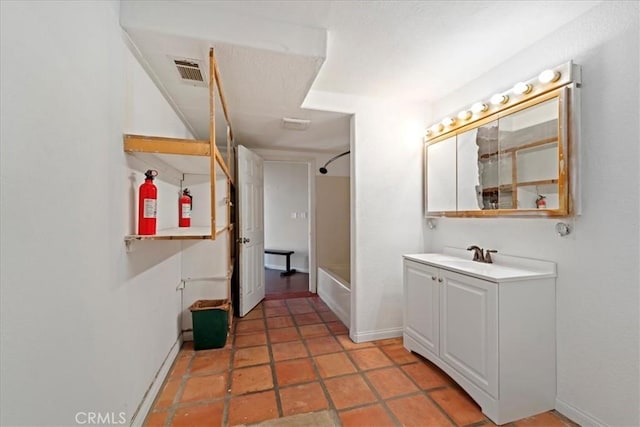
189, 299, 229, 350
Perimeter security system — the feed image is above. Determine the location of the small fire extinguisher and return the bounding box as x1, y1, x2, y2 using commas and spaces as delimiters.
138, 170, 158, 235
179, 188, 193, 228
536, 195, 547, 209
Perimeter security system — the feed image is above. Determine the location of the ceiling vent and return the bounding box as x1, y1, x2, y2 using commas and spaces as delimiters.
282, 117, 311, 131
170, 57, 207, 87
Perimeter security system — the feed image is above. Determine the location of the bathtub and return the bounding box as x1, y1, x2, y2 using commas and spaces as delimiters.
317, 265, 350, 327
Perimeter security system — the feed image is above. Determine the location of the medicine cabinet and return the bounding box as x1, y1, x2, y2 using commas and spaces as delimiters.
425, 61, 580, 217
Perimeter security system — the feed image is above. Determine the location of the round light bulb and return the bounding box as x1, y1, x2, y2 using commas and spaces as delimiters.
457, 110, 472, 120
431, 123, 444, 133
471, 102, 488, 114
441, 117, 456, 127
491, 93, 509, 105
538, 69, 560, 84
425, 129, 433, 137
513, 82, 532, 95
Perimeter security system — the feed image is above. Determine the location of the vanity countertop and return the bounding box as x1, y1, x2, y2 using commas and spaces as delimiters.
403, 248, 556, 283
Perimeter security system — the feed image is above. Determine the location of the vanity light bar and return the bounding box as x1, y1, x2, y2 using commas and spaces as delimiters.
425, 61, 580, 142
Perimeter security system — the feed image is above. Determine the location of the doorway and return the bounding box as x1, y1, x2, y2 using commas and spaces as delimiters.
263, 161, 313, 299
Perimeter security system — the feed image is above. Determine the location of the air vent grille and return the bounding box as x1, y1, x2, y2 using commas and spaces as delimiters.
174, 59, 204, 82
170, 57, 207, 87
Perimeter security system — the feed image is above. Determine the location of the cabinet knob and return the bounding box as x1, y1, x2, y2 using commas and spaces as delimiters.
438, 278, 443, 283
431, 276, 437, 281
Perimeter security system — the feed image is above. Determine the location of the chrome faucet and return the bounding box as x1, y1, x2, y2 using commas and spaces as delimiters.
466, 246, 498, 264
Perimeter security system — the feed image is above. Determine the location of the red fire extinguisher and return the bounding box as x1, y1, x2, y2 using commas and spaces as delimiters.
179, 188, 192, 228
536, 195, 547, 209
138, 170, 158, 235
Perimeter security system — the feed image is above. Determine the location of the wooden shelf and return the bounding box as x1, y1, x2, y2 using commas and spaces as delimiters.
482, 179, 558, 193
516, 179, 558, 187
124, 135, 210, 156
479, 137, 557, 159
125, 226, 212, 241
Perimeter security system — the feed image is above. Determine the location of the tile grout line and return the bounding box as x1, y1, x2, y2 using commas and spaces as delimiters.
423, 386, 464, 427
378, 344, 467, 427
228, 306, 282, 425
271, 297, 334, 419
307, 297, 404, 421
376, 340, 455, 427
162, 350, 195, 427
264, 304, 285, 421
356, 367, 413, 427
295, 300, 342, 422
382, 343, 490, 427
336, 340, 399, 421
222, 319, 246, 427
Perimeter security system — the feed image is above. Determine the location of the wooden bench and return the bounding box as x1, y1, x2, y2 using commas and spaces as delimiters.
265, 249, 296, 276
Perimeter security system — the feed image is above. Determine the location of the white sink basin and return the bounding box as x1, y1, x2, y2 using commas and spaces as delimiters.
403, 251, 556, 282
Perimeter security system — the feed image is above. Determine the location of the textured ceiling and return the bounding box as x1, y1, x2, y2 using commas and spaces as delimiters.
121, 0, 601, 151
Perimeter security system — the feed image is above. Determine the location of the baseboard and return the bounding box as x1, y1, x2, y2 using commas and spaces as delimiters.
130, 335, 182, 427
317, 288, 349, 327
351, 326, 403, 343
265, 263, 309, 274
555, 398, 606, 427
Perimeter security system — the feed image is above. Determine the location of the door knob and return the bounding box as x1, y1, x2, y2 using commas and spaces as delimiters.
238, 237, 250, 244
438, 278, 443, 283
431, 276, 437, 280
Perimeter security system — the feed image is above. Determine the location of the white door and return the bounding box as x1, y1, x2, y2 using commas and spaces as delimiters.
440, 270, 498, 398
238, 145, 265, 316
403, 261, 440, 355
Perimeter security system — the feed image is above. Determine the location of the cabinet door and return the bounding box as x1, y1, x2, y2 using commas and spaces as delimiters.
426, 136, 457, 213
403, 261, 439, 355
440, 270, 498, 398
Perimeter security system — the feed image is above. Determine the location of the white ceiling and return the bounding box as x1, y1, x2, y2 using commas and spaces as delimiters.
121, 0, 601, 151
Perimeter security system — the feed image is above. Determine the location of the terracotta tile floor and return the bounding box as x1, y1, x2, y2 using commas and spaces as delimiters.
145, 297, 577, 427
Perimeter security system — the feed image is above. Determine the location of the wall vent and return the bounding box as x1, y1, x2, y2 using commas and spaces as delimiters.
282, 117, 311, 131
170, 57, 207, 87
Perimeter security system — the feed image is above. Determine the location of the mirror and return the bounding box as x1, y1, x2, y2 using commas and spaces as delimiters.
426, 88, 569, 217
427, 136, 457, 212
499, 98, 559, 210
457, 120, 499, 211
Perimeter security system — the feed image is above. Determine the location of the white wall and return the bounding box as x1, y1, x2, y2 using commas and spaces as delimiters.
0, 1, 194, 424
304, 91, 428, 342
350, 102, 428, 341
425, 2, 639, 425
264, 161, 310, 272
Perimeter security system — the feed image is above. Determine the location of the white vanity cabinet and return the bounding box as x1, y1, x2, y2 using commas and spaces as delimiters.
440, 269, 499, 398
404, 261, 440, 355
403, 251, 557, 425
